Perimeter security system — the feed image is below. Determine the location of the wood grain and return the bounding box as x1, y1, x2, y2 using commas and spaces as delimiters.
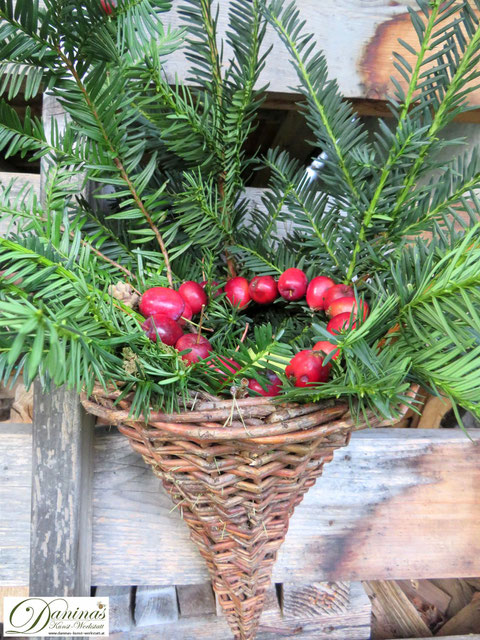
364, 580, 432, 638
30, 383, 95, 596
91, 427, 480, 585
2, 426, 479, 586
134, 585, 178, 627
436, 593, 480, 636
0, 423, 32, 586
153, 0, 480, 110
28, 95, 97, 601
107, 582, 370, 640
95, 585, 134, 634
176, 583, 216, 618
396, 579, 451, 617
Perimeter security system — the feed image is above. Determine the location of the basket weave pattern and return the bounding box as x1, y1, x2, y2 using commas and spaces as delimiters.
82, 390, 376, 640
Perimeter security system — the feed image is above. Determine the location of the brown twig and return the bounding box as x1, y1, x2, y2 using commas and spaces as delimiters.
56, 49, 173, 288
218, 173, 237, 278
235, 322, 250, 351
79, 235, 140, 294
196, 304, 206, 344
181, 316, 213, 333
377, 322, 401, 350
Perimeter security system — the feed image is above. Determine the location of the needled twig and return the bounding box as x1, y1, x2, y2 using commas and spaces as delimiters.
57, 50, 174, 287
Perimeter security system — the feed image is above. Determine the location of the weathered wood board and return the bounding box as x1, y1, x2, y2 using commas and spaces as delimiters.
159, 0, 480, 108
0, 172, 40, 236
1, 426, 479, 586
0, 424, 31, 586
106, 582, 371, 640
30, 383, 95, 597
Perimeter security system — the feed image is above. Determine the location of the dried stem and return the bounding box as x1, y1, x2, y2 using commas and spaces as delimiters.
235, 322, 250, 351
196, 304, 206, 344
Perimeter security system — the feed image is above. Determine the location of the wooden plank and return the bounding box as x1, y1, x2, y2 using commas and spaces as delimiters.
108, 582, 370, 640
90, 427, 480, 585
282, 581, 351, 619
279, 581, 371, 639
396, 579, 451, 617
364, 580, 432, 638
30, 382, 95, 596
95, 586, 134, 634
436, 594, 480, 636
176, 583, 216, 618
28, 93, 96, 600
2, 427, 479, 586
0, 423, 31, 586
27, 0, 480, 111
134, 585, 178, 627
417, 396, 452, 429
430, 579, 476, 618
157, 1, 480, 108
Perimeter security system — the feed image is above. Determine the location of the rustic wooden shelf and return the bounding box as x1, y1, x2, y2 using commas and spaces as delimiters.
1, 423, 479, 587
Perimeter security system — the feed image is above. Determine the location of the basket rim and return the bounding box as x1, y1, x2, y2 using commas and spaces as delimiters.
80, 384, 419, 442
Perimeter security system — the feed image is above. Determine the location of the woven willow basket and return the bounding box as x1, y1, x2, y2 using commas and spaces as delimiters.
82, 386, 413, 640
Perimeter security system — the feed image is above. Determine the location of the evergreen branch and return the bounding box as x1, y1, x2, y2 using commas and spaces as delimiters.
345, 0, 443, 281
265, 1, 361, 200
232, 244, 282, 274
0, 236, 141, 321
401, 172, 480, 237
263, 153, 341, 270
56, 49, 174, 286
198, 0, 223, 110
389, 18, 480, 223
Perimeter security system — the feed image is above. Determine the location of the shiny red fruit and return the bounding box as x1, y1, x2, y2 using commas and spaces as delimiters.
285, 350, 331, 388
327, 312, 357, 335
313, 340, 340, 361
176, 333, 213, 364
178, 301, 193, 327
100, 0, 115, 14
225, 277, 251, 308
139, 287, 185, 321
178, 281, 208, 315
278, 268, 308, 301
248, 371, 282, 396
322, 284, 354, 311
306, 276, 335, 310
142, 314, 183, 346
248, 275, 278, 305
327, 296, 369, 320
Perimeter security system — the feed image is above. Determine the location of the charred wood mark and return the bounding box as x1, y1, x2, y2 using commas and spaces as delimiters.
359, 7, 480, 107
324, 441, 480, 580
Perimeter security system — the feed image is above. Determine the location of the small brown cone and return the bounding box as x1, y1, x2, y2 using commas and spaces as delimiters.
108, 281, 139, 308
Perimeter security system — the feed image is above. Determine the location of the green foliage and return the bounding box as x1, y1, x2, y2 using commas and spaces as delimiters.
1, 0, 480, 423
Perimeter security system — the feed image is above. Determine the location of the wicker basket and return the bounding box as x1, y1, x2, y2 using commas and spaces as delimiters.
81, 387, 405, 640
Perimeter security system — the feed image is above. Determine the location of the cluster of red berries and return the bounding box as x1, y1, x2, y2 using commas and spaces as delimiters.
223, 269, 368, 327
138, 281, 281, 395
280, 270, 369, 388
137, 268, 369, 395
222, 269, 369, 389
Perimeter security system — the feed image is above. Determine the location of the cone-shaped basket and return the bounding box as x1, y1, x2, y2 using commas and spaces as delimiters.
82, 389, 393, 640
